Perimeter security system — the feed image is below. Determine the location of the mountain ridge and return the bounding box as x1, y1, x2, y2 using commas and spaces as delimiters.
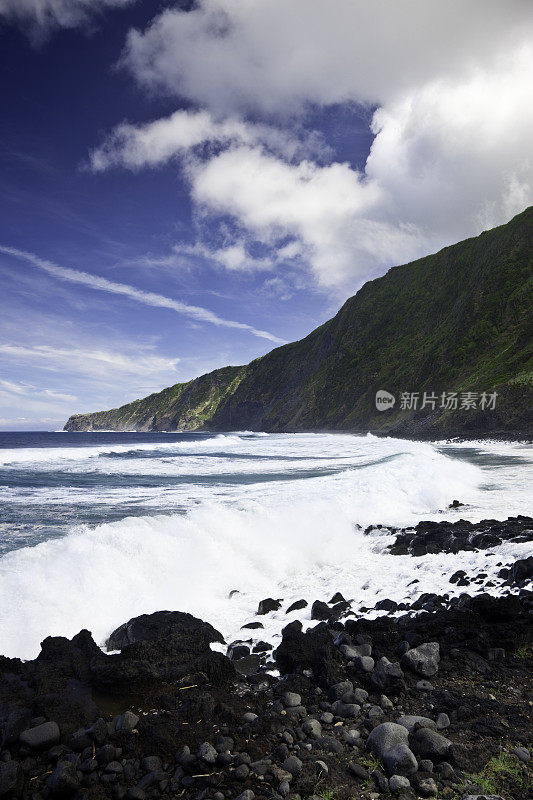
64, 207, 533, 438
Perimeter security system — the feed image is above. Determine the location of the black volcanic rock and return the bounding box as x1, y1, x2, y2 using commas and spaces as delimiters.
389, 515, 533, 557
256, 598, 282, 615
0, 594, 531, 800
275, 621, 345, 687
106, 610, 225, 654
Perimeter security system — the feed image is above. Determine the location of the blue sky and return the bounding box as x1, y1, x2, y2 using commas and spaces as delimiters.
0, 0, 531, 430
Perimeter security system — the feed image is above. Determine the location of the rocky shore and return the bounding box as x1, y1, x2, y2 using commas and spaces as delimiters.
0, 518, 531, 800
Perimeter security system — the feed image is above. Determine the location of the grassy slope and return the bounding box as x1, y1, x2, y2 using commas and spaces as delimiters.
65, 208, 533, 436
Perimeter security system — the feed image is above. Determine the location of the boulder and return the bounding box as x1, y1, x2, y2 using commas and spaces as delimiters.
397, 715, 437, 733
512, 556, 533, 582
197, 742, 217, 765
371, 657, 405, 693
257, 598, 282, 615
331, 700, 360, 718
418, 777, 438, 796
19, 721, 60, 749
227, 642, 250, 661
286, 599, 307, 613
311, 600, 333, 620
275, 621, 345, 687
340, 643, 371, 658
354, 655, 374, 673
106, 610, 224, 653
436, 713, 450, 730
328, 680, 353, 702
367, 723, 418, 776
410, 727, 453, 761
401, 642, 440, 677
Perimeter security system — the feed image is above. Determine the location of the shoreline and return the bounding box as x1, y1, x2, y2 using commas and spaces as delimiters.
57, 426, 533, 446
1, 516, 531, 800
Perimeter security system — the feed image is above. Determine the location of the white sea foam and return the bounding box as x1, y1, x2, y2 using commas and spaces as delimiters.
0, 433, 531, 659
0, 434, 253, 467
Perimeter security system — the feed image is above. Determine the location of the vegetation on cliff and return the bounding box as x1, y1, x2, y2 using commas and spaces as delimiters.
65, 207, 533, 437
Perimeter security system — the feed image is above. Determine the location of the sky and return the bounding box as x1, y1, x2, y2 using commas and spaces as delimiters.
0, 0, 532, 430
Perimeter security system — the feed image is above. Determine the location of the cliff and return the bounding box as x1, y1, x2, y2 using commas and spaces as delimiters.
65, 208, 533, 438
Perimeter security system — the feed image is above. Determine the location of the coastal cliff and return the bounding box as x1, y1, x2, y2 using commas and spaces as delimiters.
65, 208, 533, 438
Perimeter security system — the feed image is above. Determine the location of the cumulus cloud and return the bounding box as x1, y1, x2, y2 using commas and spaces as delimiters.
93, 0, 533, 291
122, 0, 531, 114
0, 0, 135, 40
190, 147, 424, 287
89, 109, 325, 171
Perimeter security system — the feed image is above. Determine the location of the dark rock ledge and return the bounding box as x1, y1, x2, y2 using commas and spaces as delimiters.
386, 515, 533, 558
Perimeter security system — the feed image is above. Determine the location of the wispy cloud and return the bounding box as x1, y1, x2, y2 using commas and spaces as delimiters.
0, 0, 136, 42
0, 245, 285, 344
0, 343, 179, 377
0, 379, 76, 403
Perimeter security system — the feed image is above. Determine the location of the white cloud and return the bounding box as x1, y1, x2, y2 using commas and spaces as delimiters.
0, 0, 135, 39
0, 333, 183, 427
0, 345, 176, 428
90, 109, 316, 171
365, 45, 533, 240
122, 0, 531, 114
190, 146, 424, 287
0, 343, 179, 378
173, 240, 277, 274
0, 379, 76, 403
93, 0, 533, 291
0, 245, 285, 343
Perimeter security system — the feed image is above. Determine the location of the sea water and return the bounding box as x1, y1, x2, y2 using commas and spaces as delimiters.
0, 430, 531, 659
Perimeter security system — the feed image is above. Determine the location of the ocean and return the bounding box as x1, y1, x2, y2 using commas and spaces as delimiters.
0, 430, 531, 660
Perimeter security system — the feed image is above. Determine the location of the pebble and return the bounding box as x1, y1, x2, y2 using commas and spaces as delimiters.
282, 692, 301, 708
116, 712, 138, 733
514, 746, 530, 763
418, 777, 438, 796
235, 792, 254, 800
436, 712, 450, 729
197, 742, 217, 765
389, 774, 411, 792
302, 718, 322, 738
233, 763, 250, 781
282, 755, 302, 775
416, 680, 434, 691
349, 762, 368, 780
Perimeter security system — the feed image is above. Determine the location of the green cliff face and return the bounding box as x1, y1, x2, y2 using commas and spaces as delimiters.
65, 208, 533, 438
